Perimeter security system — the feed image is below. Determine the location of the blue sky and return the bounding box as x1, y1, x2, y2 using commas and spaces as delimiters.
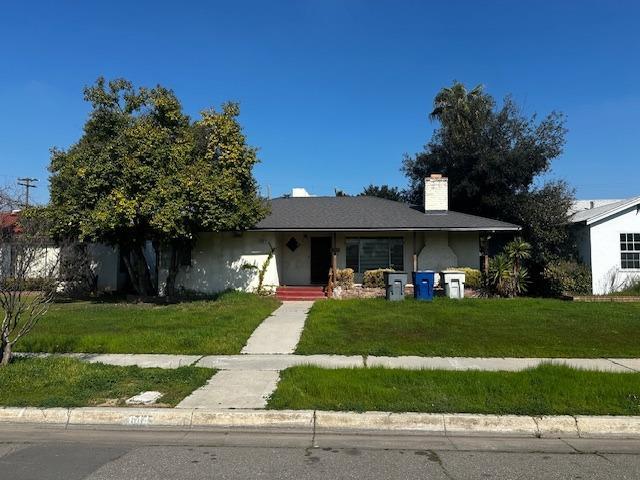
0, 0, 638, 204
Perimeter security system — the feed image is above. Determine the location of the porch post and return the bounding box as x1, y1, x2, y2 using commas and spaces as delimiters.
412, 231, 418, 272
328, 232, 338, 297
331, 232, 338, 277
480, 233, 491, 275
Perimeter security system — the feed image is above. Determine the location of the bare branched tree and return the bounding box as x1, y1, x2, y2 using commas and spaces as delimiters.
0, 184, 24, 212
0, 210, 58, 366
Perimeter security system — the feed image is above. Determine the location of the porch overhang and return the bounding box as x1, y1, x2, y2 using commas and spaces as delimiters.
249, 227, 520, 232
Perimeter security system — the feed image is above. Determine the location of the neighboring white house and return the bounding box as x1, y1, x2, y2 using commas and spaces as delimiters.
570, 197, 640, 294
153, 175, 519, 295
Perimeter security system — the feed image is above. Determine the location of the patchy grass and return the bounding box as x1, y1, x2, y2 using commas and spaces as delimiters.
16, 291, 280, 355
612, 279, 640, 296
0, 357, 213, 407
296, 297, 640, 357
268, 365, 640, 415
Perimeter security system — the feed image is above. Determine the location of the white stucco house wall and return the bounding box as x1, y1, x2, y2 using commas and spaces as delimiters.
3, 176, 521, 297
570, 197, 640, 295
150, 175, 519, 296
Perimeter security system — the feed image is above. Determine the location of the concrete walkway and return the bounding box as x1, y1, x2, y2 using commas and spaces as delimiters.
177, 301, 313, 409
176, 370, 281, 409
241, 301, 313, 354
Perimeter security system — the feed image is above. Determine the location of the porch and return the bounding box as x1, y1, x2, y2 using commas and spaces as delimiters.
273, 230, 482, 287
170, 229, 486, 297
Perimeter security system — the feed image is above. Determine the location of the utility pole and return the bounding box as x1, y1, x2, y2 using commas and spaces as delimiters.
17, 177, 38, 208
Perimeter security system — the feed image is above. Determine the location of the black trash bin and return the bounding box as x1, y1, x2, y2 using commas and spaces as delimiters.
383, 272, 407, 301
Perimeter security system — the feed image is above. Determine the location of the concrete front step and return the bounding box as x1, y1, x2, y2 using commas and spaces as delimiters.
276, 286, 325, 291
276, 287, 324, 295
277, 295, 326, 301
277, 291, 326, 296
276, 286, 326, 301
276, 291, 326, 296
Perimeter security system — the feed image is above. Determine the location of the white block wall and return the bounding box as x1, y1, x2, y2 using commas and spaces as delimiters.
424, 176, 449, 211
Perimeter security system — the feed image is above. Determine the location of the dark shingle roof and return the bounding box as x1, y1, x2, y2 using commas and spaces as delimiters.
252, 196, 519, 232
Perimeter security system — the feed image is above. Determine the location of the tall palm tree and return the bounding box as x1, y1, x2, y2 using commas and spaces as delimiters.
429, 82, 485, 123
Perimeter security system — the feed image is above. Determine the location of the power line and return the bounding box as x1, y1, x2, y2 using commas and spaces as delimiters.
17, 178, 38, 207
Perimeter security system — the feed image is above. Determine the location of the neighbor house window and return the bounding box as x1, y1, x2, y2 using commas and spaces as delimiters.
346, 238, 404, 273
620, 233, 640, 269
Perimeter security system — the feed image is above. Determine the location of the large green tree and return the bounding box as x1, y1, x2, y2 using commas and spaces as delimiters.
504, 180, 576, 267
403, 82, 567, 219
403, 82, 573, 290
48, 78, 267, 296
360, 184, 405, 202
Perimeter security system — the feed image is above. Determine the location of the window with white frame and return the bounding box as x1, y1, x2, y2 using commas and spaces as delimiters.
346, 237, 404, 273
620, 233, 640, 269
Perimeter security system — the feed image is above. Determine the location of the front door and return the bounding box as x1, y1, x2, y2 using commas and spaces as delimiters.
310, 236, 332, 284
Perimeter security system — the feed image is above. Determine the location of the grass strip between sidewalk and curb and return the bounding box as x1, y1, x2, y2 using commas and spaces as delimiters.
296, 297, 640, 357
0, 357, 214, 407
15, 291, 280, 355
267, 364, 640, 416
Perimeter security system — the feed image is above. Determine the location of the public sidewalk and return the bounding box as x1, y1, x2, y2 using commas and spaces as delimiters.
25, 352, 640, 373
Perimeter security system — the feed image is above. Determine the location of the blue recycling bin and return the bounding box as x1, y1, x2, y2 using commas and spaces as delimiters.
412, 271, 435, 301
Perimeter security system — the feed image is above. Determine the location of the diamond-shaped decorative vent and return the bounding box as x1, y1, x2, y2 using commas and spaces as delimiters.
286, 236, 300, 252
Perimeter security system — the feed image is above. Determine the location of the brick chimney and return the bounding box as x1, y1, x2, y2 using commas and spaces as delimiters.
424, 174, 448, 211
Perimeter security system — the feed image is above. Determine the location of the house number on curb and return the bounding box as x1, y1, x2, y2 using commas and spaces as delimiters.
126, 415, 151, 426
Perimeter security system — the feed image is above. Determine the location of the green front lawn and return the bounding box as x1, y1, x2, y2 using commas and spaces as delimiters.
268, 365, 640, 415
296, 297, 640, 357
0, 357, 213, 407
17, 291, 280, 355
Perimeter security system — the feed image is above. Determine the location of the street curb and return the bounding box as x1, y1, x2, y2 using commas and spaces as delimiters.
1, 407, 640, 438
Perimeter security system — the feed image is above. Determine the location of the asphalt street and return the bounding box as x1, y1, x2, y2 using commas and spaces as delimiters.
2, 426, 640, 479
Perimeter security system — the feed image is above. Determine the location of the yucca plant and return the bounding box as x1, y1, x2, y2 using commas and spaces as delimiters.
486, 238, 532, 297
488, 254, 513, 297
505, 238, 531, 274
511, 266, 530, 295
505, 238, 531, 295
